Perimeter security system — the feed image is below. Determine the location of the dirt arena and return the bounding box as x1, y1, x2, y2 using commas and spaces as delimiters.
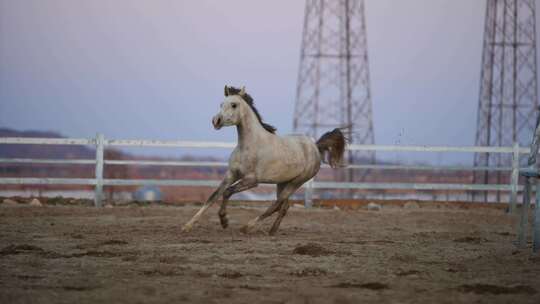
1, 199, 539, 304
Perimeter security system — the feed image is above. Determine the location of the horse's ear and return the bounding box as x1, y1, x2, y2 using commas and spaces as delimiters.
224, 86, 230, 96
239, 86, 246, 96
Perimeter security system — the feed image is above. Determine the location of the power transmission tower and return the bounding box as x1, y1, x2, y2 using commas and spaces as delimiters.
474, 0, 539, 201
293, 0, 375, 182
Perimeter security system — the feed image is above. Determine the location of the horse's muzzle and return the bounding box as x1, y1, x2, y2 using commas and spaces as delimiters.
212, 115, 222, 130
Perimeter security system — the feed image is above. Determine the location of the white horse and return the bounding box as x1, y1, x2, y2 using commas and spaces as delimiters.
182, 86, 346, 235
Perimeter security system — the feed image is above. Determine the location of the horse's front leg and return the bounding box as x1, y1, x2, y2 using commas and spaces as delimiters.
219, 177, 258, 229
181, 173, 235, 233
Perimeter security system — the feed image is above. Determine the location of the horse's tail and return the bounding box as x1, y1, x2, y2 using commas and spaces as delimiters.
316, 128, 347, 169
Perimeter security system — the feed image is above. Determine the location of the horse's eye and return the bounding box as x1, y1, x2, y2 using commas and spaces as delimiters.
232, 103, 237, 109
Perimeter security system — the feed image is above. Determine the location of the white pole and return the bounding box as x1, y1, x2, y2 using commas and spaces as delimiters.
509, 142, 520, 213
94, 133, 104, 207
304, 178, 313, 208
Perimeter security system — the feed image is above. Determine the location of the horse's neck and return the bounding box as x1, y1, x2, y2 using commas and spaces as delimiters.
236, 111, 268, 149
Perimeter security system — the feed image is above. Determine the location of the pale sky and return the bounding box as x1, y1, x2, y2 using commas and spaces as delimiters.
0, 1, 536, 164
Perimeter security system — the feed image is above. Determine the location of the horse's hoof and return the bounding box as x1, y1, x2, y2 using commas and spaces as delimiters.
181, 224, 192, 233
239, 225, 250, 234
220, 217, 229, 229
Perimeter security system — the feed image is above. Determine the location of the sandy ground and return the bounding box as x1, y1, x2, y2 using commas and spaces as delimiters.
0, 201, 539, 304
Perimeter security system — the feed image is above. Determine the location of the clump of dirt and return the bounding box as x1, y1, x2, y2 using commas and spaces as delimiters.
70, 250, 125, 258
0, 244, 45, 255
122, 255, 138, 262
395, 270, 421, 277
14, 275, 45, 280
193, 271, 212, 278
100, 239, 128, 246
158, 255, 189, 264
293, 243, 333, 257
331, 282, 389, 290
459, 284, 537, 295
338, 239, 395, 245
219, 271, 243, 279
290, 267, 327, 277
179, 238, 212, 244
391, 254, 417, 263
0, 244, 64, 258
0, 244, 129, 259
62, 285, 100, 291
453, 236, 488, 244
75, 239, 129, 250
141, 267, 181, 277
238, 284, 261, 291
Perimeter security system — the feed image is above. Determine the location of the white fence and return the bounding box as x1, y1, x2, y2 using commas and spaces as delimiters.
0, 134, 532, 207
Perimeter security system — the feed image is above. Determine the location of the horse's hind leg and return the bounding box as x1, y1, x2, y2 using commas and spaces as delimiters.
243, 182, 299, 233
241, 183, 286, 232
269, 198, 291, 235
268, 182, 304, 235
219, 177, 258, 229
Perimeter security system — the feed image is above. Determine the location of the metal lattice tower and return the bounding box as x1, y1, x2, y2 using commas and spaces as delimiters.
293, 0, 375, 181
474, 0, 539, 199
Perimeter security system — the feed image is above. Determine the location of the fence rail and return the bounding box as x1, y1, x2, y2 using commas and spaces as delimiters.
0, 134, 533, 208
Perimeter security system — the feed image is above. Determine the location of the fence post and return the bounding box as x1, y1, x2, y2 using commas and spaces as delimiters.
509, 142, 520, 213
94, 133, 104, 207
518, 177, 531, 248
304, 178, 313, 208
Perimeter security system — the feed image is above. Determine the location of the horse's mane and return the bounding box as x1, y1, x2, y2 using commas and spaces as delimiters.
225, 86, 277, 134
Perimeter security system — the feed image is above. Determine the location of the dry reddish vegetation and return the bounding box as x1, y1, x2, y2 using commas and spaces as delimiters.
0, 200, 539, 304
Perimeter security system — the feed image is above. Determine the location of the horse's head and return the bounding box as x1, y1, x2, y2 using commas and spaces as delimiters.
213, 85, 277, 133
212, 86, 248, 130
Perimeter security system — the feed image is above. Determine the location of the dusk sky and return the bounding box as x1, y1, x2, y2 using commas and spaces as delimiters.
0, 1, 537, 164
